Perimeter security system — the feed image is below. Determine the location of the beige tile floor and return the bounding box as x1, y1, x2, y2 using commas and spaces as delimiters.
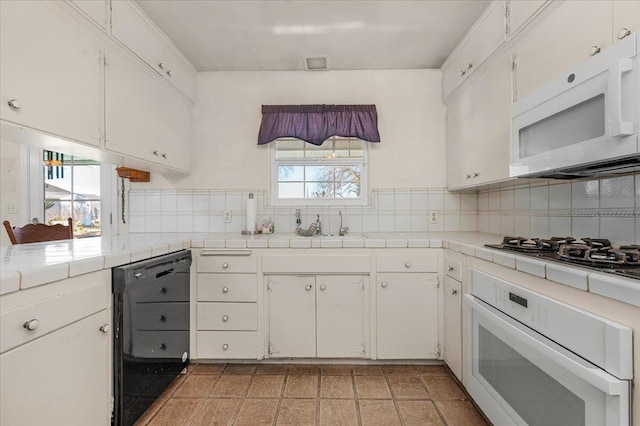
135, 363, 489, 426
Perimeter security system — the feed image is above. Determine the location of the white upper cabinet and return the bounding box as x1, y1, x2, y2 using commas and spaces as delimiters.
512, 1, 613, 101
442, 1, 507, 99
0, 1, 104, 147
68, 0, 110, 31
111, 0, 196, 102
105, 47, 191, 173
612, 1, 640, 42
507, 0, 547, 37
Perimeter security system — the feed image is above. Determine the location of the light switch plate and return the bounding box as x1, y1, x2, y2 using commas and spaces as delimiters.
223, 211, 232, 223
429, 211, 438, 224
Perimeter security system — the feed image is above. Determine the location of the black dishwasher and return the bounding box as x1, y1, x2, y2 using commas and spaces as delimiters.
112, 249, 192, 426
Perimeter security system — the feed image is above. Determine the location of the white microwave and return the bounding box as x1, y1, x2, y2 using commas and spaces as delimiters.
510, 32, 640, 179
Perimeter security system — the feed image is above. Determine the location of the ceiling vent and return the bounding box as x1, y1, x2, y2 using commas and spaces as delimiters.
304, 56, 329, 71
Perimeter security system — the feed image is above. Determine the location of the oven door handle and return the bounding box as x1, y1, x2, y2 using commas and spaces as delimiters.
466, 295, 627, 396
607, 57, 634, 136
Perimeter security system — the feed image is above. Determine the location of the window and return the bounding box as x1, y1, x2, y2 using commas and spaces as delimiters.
272, 137, 367, 205
43, 152, 102, 237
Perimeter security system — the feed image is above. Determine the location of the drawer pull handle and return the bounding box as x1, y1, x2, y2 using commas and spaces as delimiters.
305, 284, 312, 291
448, 266, 454, 272
222, 262, 229, 269
222, 315, 229, 322
158, 343, 166, 350
166, 70, 173, 77
23, 319, 39, 331
320, 284, 326, 291
158, 62, 165, 69
8, 99, 21, 110
589, 45, 601, 56
159, 287, 167, 294
405, 261, 411, 268
617, 28, 631, 40
381, 281, 388, 288
159, 315, 166, 322
222, 287, 229, 293
100, 324, 110, 334
222, 343, 229, 350
451, 289, 458, 296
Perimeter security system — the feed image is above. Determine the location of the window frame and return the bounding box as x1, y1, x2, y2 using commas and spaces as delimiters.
270, 137, 369, 206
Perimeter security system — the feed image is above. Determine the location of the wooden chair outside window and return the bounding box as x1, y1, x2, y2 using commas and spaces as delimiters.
3, 218, 73, 245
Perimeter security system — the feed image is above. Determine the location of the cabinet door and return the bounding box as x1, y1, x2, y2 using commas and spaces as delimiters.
0, 1, 103, 147
1, 310, 110, 426
444, 277, 462, 381
69, 0, 110, 30
267, 275, 316, 358
612, 1, 640, 42
513, 0, 612, 100
376, 273, 439, 359
105, 47, 191, 172
316, 275, 366, 358
507, 0, 547, 36
446, 88, 472, 189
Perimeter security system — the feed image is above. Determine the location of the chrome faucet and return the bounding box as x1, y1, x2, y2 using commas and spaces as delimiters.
315, 214, 322, 235
339, 210, 349, 236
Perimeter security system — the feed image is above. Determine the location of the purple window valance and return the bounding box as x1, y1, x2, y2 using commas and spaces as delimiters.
257, 104, 381, 145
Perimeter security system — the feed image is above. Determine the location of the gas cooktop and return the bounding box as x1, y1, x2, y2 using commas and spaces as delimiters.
486, 236, 640, 280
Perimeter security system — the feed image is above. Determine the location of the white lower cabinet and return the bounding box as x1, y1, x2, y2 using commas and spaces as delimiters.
444, 276, 462, 380
376, 273, 439, 359
0, 273, 111, 426
267, 274, 366, 358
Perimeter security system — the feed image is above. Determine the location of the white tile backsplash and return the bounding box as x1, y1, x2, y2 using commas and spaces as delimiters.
572, 180, 599, 209
549, 183, 571, 210
600, 176, 634, 209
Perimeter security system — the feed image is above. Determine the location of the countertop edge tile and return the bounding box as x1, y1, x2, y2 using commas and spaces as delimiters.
69, 257, 106, 277
0, 271, 21, 295
21, 263, 69, 290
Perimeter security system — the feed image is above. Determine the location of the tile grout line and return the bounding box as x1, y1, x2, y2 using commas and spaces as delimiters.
384, 373, 406, 426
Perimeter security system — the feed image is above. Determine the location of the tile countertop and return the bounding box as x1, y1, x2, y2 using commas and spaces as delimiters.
0, 232, 637, 309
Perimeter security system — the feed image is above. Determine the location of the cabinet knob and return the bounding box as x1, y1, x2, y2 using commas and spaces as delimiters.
158, 343, 166, 350
158, 62, 165, 69
23, 319, 39, 331
305, 284, 312, 291
153, 150, 159, 156
222, 262, 229, 269
7, 99, 21, 110
589, 45, 601, 56
466, 174, 471, 179
617, 28, 631, 40
448, 265, 454, 272
166, 70, 173, 77
451, 289, 458, 295
381, 281, 388, 288
159, 287, 167, 293
473, 172, 479, 178
222, 315, 229, 322
100, 324, 110, 334
222, 343, 229, 351
467, 63, 473, 69
158, 315, 166, 322
320, 284, 326, 291
459, 69, 466, 77
162, 153, 167, 159
404, 261, 411, 268
222, 286, 229, 293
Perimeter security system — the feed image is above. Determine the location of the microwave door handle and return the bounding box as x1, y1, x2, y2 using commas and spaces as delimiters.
608, 58, 634, 136
465, 295, 627, 396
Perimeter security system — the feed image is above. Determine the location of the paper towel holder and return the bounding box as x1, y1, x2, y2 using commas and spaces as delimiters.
241, 193, 261, 235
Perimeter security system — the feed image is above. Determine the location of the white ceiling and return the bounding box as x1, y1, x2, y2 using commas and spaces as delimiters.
135, 0, 491, 72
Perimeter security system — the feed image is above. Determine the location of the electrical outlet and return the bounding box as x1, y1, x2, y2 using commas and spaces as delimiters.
429, 211, 438, 224
223, 210, 232, 223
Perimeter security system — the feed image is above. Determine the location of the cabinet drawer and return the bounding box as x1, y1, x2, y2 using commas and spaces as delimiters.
197, 274, 257, 302
198, 251, 256, 273
444, 256, 462, 282
376, 253, 438, 272
197, 331, 258, 359
132, 302, 189, 330
197, 303, 258, 331
128, 278, 189, 303
0, 282, 107, 354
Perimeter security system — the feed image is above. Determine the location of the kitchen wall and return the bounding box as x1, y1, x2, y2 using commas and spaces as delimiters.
128, 187, 477, 234
477, 174, 640, 244
0, 140, 24, 246
135, 69, 447, 190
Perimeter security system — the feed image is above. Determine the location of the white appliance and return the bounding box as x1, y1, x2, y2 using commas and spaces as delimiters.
465, 269, 632, 426
510, 32, 640, 178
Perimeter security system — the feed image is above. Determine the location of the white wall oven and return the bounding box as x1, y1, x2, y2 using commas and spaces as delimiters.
465, 269, 632, 426
510, 32, 639, 179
